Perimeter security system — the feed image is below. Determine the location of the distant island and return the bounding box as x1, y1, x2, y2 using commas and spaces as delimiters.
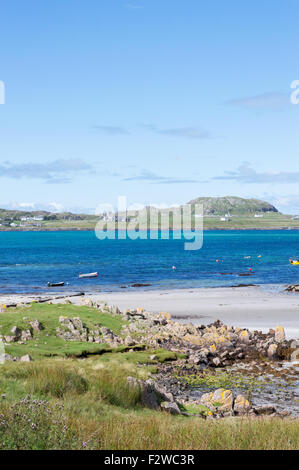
187, 196, 278, 216
0, 196, 299, 231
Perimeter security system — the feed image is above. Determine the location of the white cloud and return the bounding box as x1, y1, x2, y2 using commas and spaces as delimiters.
48, 202, 64, 212
214, 162, 299, 184
0, 159, 93, 182
225, 92, 291, 110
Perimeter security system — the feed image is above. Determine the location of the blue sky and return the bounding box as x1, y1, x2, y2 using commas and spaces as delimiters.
0, 0, 299, 213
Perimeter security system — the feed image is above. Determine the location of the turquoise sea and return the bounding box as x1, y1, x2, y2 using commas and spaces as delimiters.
0, 230, 299, 294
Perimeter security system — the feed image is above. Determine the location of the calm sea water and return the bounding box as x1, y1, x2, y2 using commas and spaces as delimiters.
0, 230, 299, 294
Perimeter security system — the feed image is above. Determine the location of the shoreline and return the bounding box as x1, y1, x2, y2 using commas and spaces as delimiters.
1, 227, 299, 232
1, 285, 299, 339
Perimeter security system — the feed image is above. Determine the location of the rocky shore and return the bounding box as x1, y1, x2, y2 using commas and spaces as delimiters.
2, 295, 299, 420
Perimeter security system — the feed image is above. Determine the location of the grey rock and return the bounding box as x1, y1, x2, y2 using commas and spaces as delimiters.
30, 319, 43, 332
20, 354, 33, 362
253, 405, 277, 415
94, 336, 104, 344
127, 376, 139, 387
21, 330, 33, 341
4, 335, 16, 343
140, 382, 160, 410
11, 326, 21, 338
160, 401, 181, 415
146, 379, 174, 403
290, 348, 299, 362
212, 357, 221, 367
124, 336, 135, 346
267, 343, 278, 359
72, 317, 83, 330
3, 353, 13, 361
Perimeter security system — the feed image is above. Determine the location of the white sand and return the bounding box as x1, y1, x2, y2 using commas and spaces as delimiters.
1, 286, 299, 339
89, 286, 299, 339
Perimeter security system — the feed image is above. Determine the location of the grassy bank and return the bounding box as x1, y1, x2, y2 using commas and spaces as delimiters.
1, 358, 298, 450
0, 303, 298, 450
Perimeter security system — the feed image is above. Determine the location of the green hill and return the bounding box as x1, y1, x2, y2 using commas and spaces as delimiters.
187, 196, 278, 216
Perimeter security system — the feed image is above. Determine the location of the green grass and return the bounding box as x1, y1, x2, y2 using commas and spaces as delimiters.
0, 302, 127, 359
0, 358, 298, 450
0, 303, 188, 362
178, 402, 212, 417
0, 302, 126, 336
0, 302, 299, 450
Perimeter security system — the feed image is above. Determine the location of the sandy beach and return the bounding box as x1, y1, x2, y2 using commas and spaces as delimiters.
92, 286, 299, 339
1, 285, 299, 339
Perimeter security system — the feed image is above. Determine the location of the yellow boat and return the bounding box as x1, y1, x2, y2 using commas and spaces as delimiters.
290, 260, 299, 265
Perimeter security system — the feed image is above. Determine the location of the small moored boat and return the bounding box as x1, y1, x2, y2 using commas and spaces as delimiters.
290, 259, 299, 265
47, 281, 65, 287
78, 272, 98, 279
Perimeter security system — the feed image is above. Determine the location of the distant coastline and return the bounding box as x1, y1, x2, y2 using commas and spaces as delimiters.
1, 226, 299, 232
1, 196, 299, 232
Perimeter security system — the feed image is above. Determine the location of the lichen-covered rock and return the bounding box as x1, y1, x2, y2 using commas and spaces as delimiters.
275, 325, 286, 343
81, 298, 93, 307
234, 395, 251, 415
200, 388, 234, 413
100, 327, 123, 347
159, 312, 171, 321
238, 330, 250, 343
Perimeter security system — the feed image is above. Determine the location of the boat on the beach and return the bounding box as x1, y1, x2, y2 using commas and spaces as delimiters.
78, 272, 98, 279
290, 259, 299, 265
47, 281, 65, 287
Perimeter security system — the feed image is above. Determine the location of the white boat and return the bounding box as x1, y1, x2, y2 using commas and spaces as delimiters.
78, 272, 98, 279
